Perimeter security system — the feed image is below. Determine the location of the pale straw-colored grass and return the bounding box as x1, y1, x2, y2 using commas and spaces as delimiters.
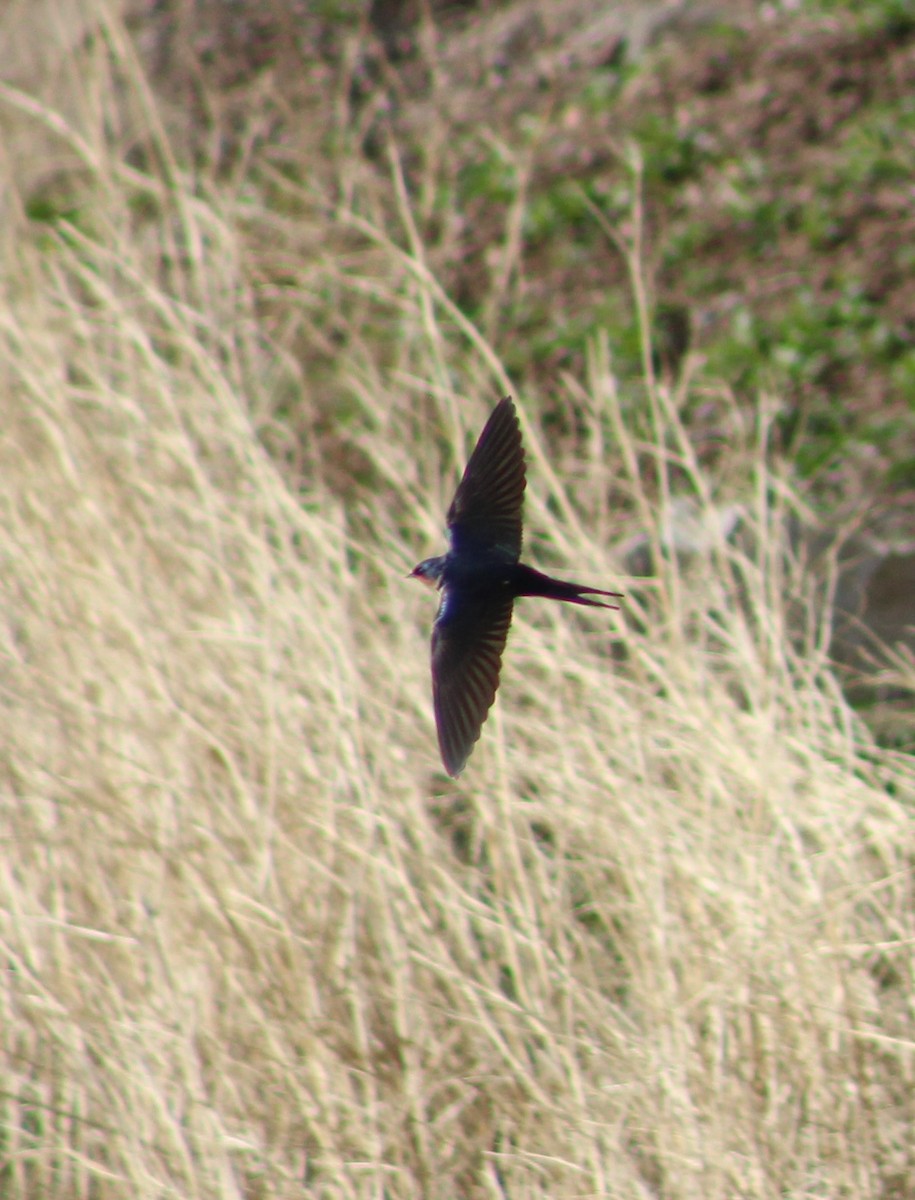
0, 5, 912, 1198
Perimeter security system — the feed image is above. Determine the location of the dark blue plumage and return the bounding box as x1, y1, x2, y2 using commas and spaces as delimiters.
412, 396, 621, 776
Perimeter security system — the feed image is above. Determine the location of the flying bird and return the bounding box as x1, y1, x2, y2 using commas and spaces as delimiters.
412, 396, 621, 776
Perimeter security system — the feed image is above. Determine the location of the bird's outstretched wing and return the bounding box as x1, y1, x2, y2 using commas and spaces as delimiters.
446, 396, 526, 562
431, 586, 515, 777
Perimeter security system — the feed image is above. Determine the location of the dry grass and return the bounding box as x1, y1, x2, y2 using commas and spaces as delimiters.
0, 4, 913, 1198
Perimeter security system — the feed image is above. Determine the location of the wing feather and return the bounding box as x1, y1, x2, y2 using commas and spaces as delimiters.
431, 589, 514, 776
446, 397, 525, 562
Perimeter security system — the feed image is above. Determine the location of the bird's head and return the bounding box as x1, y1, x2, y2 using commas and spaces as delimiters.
409, 556, 446, 589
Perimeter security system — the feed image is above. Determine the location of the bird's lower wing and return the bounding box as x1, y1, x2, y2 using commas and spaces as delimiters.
431, 589, 514, 777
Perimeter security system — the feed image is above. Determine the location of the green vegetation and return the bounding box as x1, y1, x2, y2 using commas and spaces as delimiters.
0, 1, 912, 1198
804, 0, 915, 34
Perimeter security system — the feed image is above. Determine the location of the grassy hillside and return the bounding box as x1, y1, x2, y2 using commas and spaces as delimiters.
0, 1, 913, 1197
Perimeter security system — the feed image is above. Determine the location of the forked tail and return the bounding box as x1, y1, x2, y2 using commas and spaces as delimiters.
512, 564, 623, 609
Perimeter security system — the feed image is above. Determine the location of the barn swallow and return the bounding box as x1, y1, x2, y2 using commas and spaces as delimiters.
412, 396, 621, 776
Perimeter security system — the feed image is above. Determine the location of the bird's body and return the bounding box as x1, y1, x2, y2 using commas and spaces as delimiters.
411, 396, 621, 777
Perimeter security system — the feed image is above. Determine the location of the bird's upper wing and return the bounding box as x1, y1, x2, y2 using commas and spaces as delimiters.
446, 396, 526, 562
431, 586, 515, 777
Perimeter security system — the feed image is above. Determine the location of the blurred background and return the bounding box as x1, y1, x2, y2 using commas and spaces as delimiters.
0, 1, 912, 1196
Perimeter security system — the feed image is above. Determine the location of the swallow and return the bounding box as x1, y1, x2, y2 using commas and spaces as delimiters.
412, 396, 621, 776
